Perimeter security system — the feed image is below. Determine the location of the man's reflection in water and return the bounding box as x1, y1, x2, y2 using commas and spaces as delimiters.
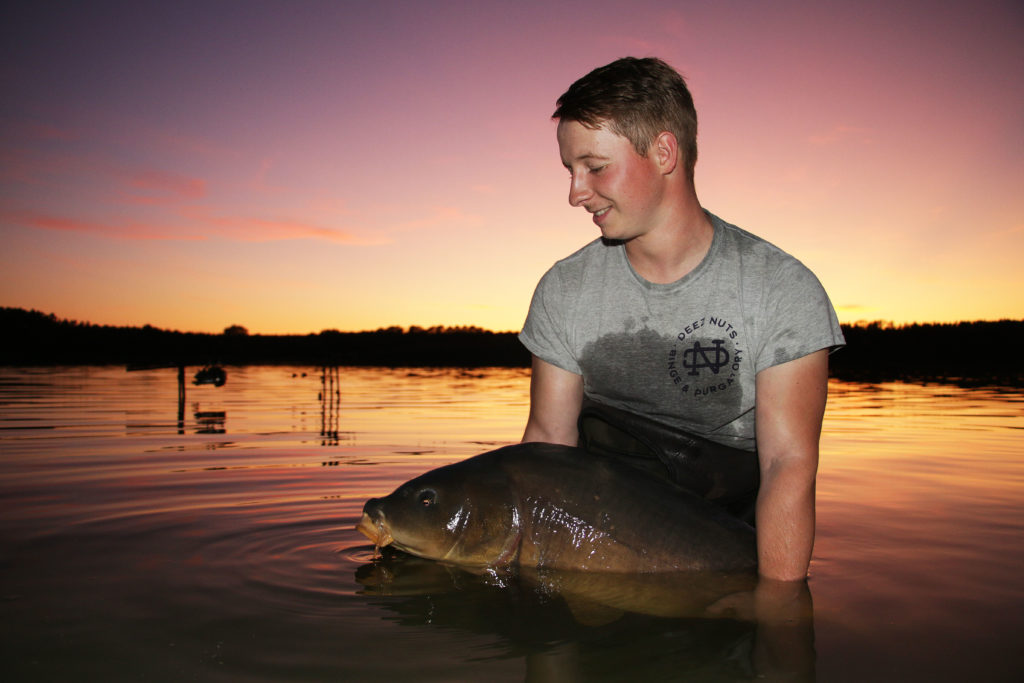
750, 578, 816, 682
524, 578, 814, 682
356, 555, 815, 682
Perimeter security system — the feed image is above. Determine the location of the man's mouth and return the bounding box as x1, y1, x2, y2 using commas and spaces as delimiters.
590, 206, 611, 226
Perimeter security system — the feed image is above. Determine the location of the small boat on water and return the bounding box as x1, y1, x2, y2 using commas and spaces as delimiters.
193, 365, 227, 387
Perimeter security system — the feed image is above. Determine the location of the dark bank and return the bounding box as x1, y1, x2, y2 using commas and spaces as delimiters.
3, 307, 1023, 386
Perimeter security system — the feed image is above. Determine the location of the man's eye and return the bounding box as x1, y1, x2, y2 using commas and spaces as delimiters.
589, 165, 606, 174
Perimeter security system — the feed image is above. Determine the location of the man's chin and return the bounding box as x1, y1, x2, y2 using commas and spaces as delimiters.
597, 225, 632, 244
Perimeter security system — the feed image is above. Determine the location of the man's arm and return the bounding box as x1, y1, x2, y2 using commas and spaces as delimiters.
754, 349, 829, 581
521, 355, 584, 446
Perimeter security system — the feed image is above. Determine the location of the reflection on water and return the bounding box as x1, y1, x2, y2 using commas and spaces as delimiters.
1, 367, 1022, 681
320, 366, 342, 446
355, 550, 799, 682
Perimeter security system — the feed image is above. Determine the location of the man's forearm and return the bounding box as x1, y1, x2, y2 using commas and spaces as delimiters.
753, 350, 828, 581
755, 459, 816, 580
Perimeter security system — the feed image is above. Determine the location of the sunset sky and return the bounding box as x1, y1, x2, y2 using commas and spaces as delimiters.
2, 0, 1022, 334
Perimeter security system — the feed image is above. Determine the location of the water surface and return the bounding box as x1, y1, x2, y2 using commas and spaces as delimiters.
1, 366, 1021, 681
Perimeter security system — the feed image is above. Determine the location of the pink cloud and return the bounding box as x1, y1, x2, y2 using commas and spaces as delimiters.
3, 209, 206, 241
247, 218, 378, 243
129, 170, 206, 199
149, 129, 239, 162
177, 205, 389, 245
4, 205, 388, 245
120, 169, 207, 206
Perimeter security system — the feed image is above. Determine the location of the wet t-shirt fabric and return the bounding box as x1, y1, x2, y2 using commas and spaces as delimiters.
520, 212, 845, 451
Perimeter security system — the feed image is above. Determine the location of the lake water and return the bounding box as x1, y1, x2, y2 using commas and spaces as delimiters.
1, 366, 1021, 682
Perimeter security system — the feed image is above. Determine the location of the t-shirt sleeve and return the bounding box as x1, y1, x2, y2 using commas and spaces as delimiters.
518, 266, 583, 375
754, 258, 846, 374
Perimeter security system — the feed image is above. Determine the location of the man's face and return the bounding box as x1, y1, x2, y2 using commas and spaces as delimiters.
556, 119, 664, 242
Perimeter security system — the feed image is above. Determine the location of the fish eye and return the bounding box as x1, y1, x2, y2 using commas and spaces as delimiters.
418, 489, 436, 507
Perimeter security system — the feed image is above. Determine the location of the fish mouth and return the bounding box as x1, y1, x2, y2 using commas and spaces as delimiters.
356, 512, 394, 548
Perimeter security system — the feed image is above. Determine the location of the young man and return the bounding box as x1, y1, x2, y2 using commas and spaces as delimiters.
519, 57, 844, 581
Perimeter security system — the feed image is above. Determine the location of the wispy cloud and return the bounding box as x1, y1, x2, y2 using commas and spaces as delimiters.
1, 137, 384, 244
3, 205, 390, 245
122, 170, 207, 204
177, 206, 389, 245
2, 209, 206, 241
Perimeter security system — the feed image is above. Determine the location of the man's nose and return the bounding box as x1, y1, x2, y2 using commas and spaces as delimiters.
568, 173, 592, 207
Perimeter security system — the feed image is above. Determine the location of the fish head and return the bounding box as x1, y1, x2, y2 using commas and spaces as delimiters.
356, 457, 522, 567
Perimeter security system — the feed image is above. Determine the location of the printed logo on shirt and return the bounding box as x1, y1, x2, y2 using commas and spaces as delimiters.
666, 316, 744, 400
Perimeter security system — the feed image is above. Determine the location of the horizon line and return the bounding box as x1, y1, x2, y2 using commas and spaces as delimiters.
4, 306, 1023, 338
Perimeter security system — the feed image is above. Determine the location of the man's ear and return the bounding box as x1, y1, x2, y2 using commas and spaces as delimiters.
652, 131, 679, 175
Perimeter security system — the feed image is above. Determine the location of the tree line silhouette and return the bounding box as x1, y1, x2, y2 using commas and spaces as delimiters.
0, 307, 529, 368
2, 307, 1022, 385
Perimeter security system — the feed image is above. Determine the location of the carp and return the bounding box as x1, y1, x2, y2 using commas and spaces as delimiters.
356, 442, 755, 573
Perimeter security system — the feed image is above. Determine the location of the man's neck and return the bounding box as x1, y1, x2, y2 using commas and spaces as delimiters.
623, 196, 713, 285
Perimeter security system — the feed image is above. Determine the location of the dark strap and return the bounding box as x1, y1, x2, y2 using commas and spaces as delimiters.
577, 398, 760, 524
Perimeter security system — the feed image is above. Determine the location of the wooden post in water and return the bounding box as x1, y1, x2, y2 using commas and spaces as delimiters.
177, 364, 185, 434
320, 366, 340, 446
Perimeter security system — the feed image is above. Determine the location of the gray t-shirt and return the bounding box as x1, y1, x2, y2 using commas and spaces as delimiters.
520, 212, 845, 451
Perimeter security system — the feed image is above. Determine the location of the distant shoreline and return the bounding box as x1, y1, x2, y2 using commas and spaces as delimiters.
3, 307, 1023, 387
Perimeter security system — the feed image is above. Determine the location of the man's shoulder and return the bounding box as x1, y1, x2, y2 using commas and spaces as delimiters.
544, 237, 620, 279
554, 237, 615, 264
711, 213, 784, 256
708, 213, 810, 275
